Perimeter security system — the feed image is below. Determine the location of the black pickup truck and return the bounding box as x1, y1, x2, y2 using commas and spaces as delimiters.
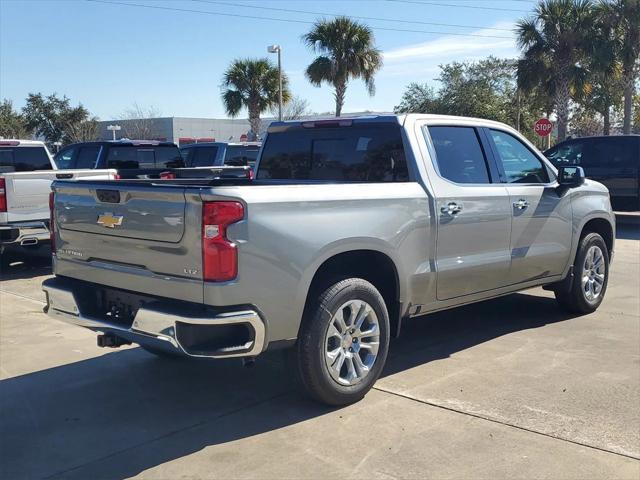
54, 140, 184, 179
545, 135, 640, 211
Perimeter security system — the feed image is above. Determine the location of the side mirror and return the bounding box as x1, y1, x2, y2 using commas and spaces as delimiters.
557, 165, 585, 188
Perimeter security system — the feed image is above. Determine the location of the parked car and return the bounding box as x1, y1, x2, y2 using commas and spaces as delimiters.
0, 140, 116, 254
545, 135, 639, 211
43, 115, 615, 406
180, 142, 261, 168
54, 140, 185, 179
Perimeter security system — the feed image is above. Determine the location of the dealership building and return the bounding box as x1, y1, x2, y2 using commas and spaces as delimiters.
97, 117, 261, 146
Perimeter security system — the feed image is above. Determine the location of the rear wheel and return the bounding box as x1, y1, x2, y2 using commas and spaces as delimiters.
295, 278, 390, 406
555, 232, 609, 314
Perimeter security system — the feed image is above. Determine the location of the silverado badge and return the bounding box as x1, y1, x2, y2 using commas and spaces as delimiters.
97, 213, 124, 228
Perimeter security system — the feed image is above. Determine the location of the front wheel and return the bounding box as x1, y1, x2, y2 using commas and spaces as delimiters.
555, 232, 609, 314
295, 278, 390, 406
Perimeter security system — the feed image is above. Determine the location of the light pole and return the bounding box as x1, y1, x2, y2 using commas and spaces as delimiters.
107, 124, 121, 141
267, 44, 282, 122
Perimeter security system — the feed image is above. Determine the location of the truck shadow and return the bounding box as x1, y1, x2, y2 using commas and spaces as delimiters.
0, 292, 580, 479
0, 246, 52, 281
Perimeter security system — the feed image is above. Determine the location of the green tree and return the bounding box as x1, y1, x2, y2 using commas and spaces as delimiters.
577, 1, 624, 135
0, 99, 30, 139
394, 83, 441, 114
22, 93, 93, 145
516, 0, 593, 141
599, 0, 640, 134
303, 17, 382, 117
394, 57, 548, 142
65, 118, 100, 143
221, 58, 290, 139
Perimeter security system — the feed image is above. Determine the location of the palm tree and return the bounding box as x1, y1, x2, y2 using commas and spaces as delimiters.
221, 58, 290, 139
599, 0, 640, 134
516, 0, 593, 141
303, 17, 382, 117
580, 2, 624, 135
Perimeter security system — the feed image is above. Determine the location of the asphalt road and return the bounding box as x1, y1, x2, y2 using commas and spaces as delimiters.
0, 220, 638, 479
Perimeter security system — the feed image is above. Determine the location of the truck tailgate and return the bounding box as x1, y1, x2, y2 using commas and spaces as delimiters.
53, 181, 205, 292
2, 170, 116, 222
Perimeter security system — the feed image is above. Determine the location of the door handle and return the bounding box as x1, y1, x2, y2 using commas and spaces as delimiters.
513, 199, 529, 210
441, 202, 462, 216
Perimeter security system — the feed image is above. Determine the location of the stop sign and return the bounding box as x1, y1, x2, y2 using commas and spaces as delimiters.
534, 118, 553, 137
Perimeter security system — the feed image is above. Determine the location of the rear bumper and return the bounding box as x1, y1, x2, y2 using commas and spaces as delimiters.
42, 277, 265, 359
0, 221, 49, 246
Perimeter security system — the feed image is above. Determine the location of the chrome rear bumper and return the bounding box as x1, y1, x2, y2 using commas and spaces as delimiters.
42, 278, 265, 359
0, 221, 49, 246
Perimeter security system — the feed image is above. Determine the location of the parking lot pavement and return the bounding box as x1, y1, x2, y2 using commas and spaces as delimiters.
1, 223, 638, 479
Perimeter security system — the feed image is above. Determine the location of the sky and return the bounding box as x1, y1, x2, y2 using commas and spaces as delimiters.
0, 0, 535, 121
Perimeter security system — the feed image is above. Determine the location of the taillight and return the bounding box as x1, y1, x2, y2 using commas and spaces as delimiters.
202, 201, 244, 281
49, 191, 56, 253
159, 171, 176, 180
0, 178, 6, 212
114, 173, 122, 180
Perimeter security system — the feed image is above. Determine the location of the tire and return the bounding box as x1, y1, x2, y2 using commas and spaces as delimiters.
295, 278, 390, 406
555, 232, 609, 314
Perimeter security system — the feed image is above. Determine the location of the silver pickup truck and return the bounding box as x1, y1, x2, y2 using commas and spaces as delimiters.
43, 114, 615, 405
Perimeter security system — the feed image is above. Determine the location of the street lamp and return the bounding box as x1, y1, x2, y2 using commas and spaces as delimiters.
107, 124, 121, 141
267, 44, 282, 122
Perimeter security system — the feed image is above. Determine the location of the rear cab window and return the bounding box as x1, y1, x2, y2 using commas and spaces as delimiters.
257, 123, 409, 182
224, 145, 260, 167
0, 146, 52, 172
106, 145, 184, 169
189, 146, 220, 167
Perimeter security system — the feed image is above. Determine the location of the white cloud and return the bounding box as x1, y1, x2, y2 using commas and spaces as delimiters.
381, 21, 518, 73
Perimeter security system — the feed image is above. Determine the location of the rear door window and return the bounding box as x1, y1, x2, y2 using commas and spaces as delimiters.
0, 147, 52, 172
489, 129, 550, 184
427, 126, 491, 184
257, 124, 409, 182
580, 137, 638, 169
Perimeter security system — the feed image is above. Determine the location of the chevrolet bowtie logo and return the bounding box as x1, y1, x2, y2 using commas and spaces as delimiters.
97, 213, 124, 228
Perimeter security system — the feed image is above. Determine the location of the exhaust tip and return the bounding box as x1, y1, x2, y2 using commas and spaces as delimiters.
20, 238, 39, 246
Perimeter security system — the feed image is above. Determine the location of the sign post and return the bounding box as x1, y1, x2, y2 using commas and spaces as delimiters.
534, 118, 553, 149
107, 124, 121, 141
